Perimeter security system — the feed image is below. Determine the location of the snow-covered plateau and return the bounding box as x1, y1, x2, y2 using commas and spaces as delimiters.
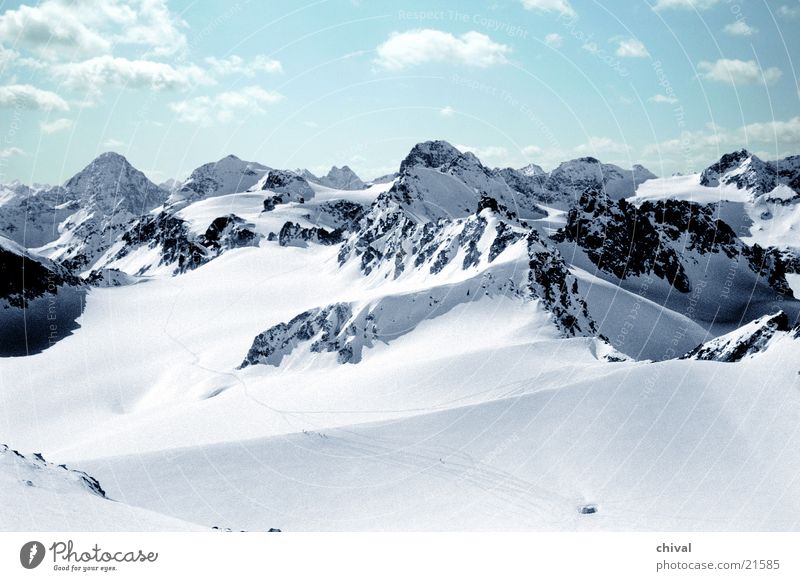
2, 144, 800, 531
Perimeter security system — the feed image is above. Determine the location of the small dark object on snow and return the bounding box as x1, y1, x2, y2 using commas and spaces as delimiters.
268, 528, 282, 532
580, 504, 598, 515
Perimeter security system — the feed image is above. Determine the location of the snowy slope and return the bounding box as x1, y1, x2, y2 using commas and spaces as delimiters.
0, 444, 203, 531
77, 343, 800, 531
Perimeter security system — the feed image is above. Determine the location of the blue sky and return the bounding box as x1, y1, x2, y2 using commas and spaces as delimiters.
0, 0, 798, 185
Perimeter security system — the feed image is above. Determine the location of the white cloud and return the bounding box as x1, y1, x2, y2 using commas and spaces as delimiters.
778, 5, 800, 19
521, 0, 576, 18
169, 86, 284, 126
103, 138, 125, 148
642, 117, 800, 166
54, 56, 213, 91
522, 145, 543, 157
698, 58, 782, 85
374, 29, 510, 70
0, 84, 69, 111
742, 117, 800, 146
0, 0, 186, 61
0, 147, 25, 158
40, 117, 73, 134
0, 46, 19, 69
439, 105, 456, 117
652, 0, 720, 10
205, 55, 283, 77
649, 94, 678, 104
456, 144, 510, 162
614, 37, 649, 58
544, 33, 563, 48
724, 21, 757, 36
574, 136, 631, 155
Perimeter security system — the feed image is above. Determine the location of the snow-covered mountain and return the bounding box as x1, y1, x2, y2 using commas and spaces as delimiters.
173, 154, 269, 204
553, 189, 795, 333
699, 149, 800, 197
543, 158, 656, 204
31, 152, 168, 271
494, 158, 655, 208
0, 182, 75, 248
635, 150, 800, 284
4, 142, 800, 532
300, 165, 366, 190
377, 140, 548, 222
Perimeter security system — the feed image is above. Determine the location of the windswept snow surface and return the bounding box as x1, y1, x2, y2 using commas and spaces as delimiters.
0, 445, 203, 531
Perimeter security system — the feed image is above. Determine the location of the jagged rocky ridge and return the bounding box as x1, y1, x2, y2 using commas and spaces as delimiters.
92, 212, 261, 276
242, 147, 602, 367
241, 244, 597, 368
681, 311, 799, 362
496, 157, 656, 208
700, 149, 800, 197
552, 189, 793, 296
299, 165, 366, 190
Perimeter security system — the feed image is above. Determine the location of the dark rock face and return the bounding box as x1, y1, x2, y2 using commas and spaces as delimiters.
303, 200, 367, 232
0, 237, 86, 356
117, 212, 209, 275
526, 230, 596, 336
201, 215, 261, 252
240, 303, 356, 367
262, 195, 284, 212
97, 212, 262, 276
773, 155, 800, 194
552, 190, 793, 296
680, 311, 794, 362
278, 222, 342, 247
261, 170, 315, 202
0, 239, 82, 307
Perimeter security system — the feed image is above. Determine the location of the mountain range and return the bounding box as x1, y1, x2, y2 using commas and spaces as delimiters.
2, 141, 800, 531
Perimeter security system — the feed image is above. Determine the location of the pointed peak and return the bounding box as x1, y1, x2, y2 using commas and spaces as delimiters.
400, 140, 464, 173
92, 151, 131, 165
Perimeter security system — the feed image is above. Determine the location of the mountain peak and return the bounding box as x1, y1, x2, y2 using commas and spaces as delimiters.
518, 162, 545, 177
94, 151, 129, 163
700, 149, 775, 192
399, 140, 463, 173
63, 152, 166, 215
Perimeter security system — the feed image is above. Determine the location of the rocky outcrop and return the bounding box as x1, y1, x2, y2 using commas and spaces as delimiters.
681, 311, 798, 362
